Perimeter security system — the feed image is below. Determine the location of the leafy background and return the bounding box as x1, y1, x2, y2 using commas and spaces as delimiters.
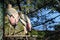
0, 3, 3, 40
4, 0, 60, 40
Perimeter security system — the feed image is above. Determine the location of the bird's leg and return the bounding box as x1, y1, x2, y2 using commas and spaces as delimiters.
23, 26, 27, 34
12, 24, 16, 35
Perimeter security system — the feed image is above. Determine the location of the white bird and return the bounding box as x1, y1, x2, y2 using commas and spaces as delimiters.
6, 4, 32, 34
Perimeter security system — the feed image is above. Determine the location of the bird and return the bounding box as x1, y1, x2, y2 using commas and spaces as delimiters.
6, 4, 32, 35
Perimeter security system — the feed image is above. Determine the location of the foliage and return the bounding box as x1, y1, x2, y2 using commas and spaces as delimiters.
4, 0, 60, 40
0, 3, 3, 40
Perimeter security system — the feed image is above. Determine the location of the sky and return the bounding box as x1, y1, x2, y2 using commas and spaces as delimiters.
30, 6, 60, 31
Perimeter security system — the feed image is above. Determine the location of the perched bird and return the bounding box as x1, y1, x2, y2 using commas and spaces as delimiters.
6, 4, 32, 35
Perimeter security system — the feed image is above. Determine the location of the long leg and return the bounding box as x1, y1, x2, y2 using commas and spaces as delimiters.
23, 26, 27, 34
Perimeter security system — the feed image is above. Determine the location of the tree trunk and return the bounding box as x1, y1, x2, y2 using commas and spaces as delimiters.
16, 0, 21, 11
